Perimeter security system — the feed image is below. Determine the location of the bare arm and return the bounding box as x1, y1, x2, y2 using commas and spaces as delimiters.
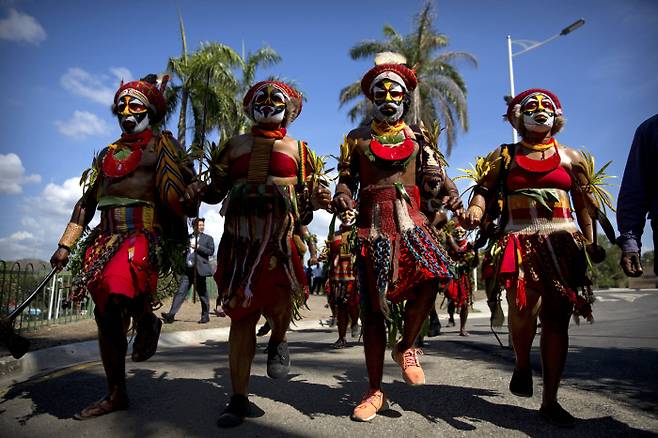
50, 162, 101, 270
566, 148, 596, 244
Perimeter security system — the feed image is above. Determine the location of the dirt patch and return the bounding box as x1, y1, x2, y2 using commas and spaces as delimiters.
1, 293, 335, 358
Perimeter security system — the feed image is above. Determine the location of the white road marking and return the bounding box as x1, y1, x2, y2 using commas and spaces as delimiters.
607, 293, 649, 303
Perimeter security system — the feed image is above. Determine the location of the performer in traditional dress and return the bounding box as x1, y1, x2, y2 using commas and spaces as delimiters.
444, 223, 478, 336
184, 80, 330, 428
332, 53, 462, 422
50, 74, 194, 419
327, 221, 360, 349
462, 88, 606, 427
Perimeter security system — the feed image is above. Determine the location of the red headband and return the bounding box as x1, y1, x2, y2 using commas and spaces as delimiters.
114, 76, 168, 123
243, 80, 303, 122
506, 88, 562, 121
361, 63, 417, 99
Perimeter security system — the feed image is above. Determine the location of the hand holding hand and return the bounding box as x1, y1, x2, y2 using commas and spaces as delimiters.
462, 205, 484, 230
181, 181, 207, 209
332, 193, 353, 214
586, 243, 606, 264
311, 184, 332, 211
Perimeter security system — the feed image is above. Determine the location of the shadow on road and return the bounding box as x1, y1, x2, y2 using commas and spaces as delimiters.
0, 339, 656, 437
423, 330, 658, 415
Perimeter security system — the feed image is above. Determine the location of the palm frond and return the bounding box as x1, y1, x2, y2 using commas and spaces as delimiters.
349, 41, 393, 60
454, 155, 500, 184
576, 149, 617, 213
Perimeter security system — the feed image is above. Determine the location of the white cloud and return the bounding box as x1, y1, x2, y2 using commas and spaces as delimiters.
109, 67, 133, 83
307, 208, 333, 241
0, 177, 87, 261
198, 203, 224, 250
60, 67, 133, 106
0, 8, 46, 45
55, 110, 110, 139
9, 230, 34, 240
0, 152, 41, 194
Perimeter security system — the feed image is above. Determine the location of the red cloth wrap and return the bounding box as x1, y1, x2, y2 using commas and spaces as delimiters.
496, 231, 590, 318
217, 239, 308, 321
356, 185, 426, 236
84, 232, 157, 313
230, 151, 298, 179
446, 275, 472, 308
507, 155, 572, 191
357, 185, 451, 307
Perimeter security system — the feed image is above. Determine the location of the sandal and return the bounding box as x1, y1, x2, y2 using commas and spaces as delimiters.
74, 395, 129, 420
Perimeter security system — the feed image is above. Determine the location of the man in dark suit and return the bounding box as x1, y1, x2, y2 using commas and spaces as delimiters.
162, 218, 215, 323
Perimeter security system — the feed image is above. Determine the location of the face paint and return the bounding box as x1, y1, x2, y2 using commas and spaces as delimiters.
372, 79, 406, 123
252, 85, 287, 125
521, 93, 556, 134
117, 95, 151, 134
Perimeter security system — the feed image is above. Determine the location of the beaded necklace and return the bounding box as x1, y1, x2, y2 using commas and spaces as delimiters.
102, 129, 153, 178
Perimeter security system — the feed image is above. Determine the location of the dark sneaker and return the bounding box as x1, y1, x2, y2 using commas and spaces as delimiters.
217, 394, 250, 428
132, 312, 162, 362
266, 341, 290, 379
509, 368, 533, 397
198, 315, 210, 324
427, 318, 441, 337
331, 338, 347, 349
160, 312, 174, 324
256, 322, 271, 337
540, 401, 575, 428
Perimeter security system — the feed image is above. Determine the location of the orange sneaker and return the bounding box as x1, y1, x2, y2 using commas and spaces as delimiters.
392, 342, 425, 385
351, 389, 388, 422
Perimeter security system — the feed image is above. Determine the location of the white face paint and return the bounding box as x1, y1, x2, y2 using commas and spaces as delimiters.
521, 93, 556, 134
372, 79, 406, 123
252, 85, 287, 125
116, 95, 151, 134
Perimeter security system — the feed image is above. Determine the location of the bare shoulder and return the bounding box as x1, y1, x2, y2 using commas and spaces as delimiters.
277, 136, 300, 154
558, 143, 583, 168
347, 126, 370, 141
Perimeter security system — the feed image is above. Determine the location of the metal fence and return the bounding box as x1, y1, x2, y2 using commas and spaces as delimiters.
0, 261, 94, 333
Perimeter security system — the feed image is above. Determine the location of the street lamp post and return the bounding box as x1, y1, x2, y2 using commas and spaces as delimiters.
506, 19, 585, 143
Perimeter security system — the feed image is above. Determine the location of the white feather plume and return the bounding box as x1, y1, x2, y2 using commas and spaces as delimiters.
374, 52, 407, 66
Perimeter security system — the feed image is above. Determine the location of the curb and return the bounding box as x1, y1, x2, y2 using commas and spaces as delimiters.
0, 319, 323, 388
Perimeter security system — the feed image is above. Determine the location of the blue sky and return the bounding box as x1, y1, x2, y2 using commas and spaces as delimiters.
0, 0, 656, 260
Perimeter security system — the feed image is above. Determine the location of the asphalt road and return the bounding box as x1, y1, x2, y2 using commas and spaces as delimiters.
0, 290, 656, 437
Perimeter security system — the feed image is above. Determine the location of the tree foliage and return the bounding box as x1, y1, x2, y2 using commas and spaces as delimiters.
589, 237, 628, 288
166, 15, 283, 156
339, 1, 477, 156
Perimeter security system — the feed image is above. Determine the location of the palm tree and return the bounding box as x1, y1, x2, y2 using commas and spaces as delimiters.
339, 1, 477, 155
167, 16, 284, 149
166, 14, 243, 149
224, 44, 283, 138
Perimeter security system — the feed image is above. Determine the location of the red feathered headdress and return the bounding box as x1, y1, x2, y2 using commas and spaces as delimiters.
243, 80, 303, 125
361, 63, 417, 100
506, 88, 562, 122
114, 75, 169, 123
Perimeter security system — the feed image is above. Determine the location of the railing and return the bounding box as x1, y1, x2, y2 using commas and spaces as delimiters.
0, 261, 95, 333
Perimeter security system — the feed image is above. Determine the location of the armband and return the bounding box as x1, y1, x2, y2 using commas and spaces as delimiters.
58, 222, 84, 249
